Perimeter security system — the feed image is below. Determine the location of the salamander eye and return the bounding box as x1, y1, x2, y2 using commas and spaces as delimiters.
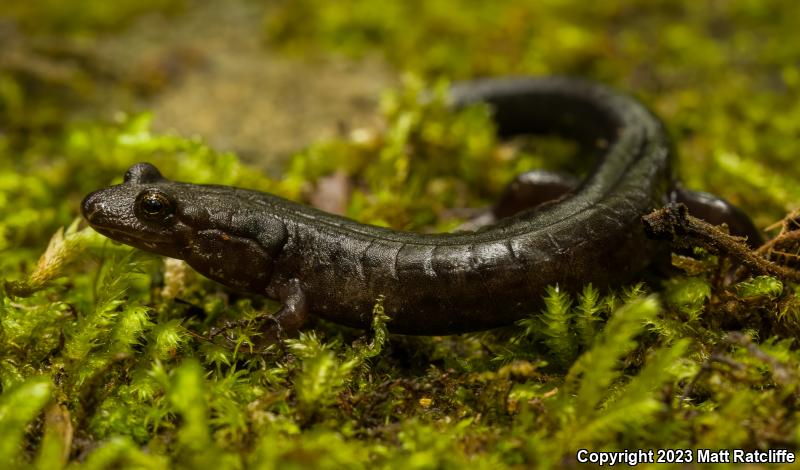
135, 190, 174, 220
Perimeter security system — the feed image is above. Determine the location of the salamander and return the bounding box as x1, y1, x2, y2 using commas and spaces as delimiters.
81, 77, 760, 336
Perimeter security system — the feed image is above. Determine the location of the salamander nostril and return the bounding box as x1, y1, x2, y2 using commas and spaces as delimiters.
81, 191, 102, 222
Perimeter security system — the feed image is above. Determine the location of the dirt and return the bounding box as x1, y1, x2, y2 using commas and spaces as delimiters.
94, 0, 394, 173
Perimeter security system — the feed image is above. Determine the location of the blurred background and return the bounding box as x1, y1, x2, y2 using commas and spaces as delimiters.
1, 0, 394, 167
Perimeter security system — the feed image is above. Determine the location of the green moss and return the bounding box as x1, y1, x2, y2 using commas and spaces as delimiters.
0, 378, 52, 466
3, 0, 800, 467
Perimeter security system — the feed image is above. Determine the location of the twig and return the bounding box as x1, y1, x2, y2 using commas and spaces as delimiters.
642, 203, 800, 282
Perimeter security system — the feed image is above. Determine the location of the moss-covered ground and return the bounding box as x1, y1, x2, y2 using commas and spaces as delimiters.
2, 0, 800, 468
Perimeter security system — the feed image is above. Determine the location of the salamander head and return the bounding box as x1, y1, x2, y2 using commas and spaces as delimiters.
83, 163, 289, 293
81, 162, 197, 258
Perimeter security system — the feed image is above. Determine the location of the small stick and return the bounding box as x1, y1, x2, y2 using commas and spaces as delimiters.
642, 203, 800, 282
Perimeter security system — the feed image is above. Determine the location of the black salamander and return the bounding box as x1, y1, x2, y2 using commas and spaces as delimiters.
81, 77, 759, 336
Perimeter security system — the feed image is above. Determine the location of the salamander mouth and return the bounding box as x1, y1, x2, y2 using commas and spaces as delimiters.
88, 224, 176, 250
81, 189, 177, 251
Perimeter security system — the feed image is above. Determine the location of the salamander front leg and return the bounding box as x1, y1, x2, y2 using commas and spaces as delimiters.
459, 169, 579, 230
257, 278, 310, 346
209, 278, 309, 350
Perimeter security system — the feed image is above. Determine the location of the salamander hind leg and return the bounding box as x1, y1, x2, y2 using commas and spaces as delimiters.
493, 169, 580, 218
459, 170, 579, 230
671, 186, 763, 247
